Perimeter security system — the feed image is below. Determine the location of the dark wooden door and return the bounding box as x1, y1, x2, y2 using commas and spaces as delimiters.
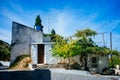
38, 44, 44, 64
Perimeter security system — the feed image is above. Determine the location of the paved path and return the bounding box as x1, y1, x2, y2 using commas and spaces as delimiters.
50, 69, 120, 80
51, 72, 120, 80
0, 69, 120, 80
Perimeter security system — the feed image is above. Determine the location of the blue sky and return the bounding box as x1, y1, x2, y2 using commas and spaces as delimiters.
0, 0, 120, 51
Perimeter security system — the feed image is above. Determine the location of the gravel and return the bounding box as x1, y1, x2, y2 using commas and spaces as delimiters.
50, 68, 120, 80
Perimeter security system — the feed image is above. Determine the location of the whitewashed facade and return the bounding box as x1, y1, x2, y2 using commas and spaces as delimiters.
11, 22, 59, 65
87, 54, 109, 73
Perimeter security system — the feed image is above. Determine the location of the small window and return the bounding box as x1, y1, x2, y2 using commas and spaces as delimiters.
92, 57, 97, 63
92, 57, 97, 68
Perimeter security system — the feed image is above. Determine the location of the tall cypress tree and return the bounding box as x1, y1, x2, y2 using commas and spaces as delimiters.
34, 15, 43, 31
51, 29, 56, 40
51, 29, 56, 36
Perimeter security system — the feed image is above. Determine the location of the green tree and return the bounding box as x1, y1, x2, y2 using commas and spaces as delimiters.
111, 55, 120, 66
52, 28, 120, 70
109, 50, 120, 67
34, 15, 43, 31
51, 29, 56, 40
35, 15, 41, 26
74, 28, 97, 70
51, 29, 56, 36
0, 40, 10, 61
52, 35, 81, 69
75, 28, 97, 38
75, 28, 120, 70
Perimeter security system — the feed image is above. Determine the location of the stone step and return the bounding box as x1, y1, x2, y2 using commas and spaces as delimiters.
32, 64, 68, 69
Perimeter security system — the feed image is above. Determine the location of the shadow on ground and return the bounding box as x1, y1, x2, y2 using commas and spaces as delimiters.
0, 69, 51, 80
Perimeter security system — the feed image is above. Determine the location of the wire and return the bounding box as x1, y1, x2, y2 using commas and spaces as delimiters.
97, 32, 108, 35
111, 22, 120, 32
95, 21, 111, 31
0, 32, 9, 38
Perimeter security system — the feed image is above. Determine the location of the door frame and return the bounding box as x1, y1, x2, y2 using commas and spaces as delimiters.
38, 44, 44, 64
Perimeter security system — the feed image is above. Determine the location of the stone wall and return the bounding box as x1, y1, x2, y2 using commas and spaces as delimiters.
11, 22, 43, 64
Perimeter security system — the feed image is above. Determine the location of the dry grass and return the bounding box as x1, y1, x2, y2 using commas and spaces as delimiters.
10, 55, 31, 70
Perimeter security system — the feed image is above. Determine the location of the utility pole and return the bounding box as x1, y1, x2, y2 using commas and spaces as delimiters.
110, 32, 112, 50
102, 33, 105, 47
48, 15, 50, 33
110, 32, 113, 67
98, 32, 106, 47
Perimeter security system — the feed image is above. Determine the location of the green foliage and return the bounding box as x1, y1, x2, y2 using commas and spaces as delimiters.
52, 28, 120, 70
0, 40, 10, 61
74, 28, 112, 55
52, 34, 64, 42
52, 35, 81, 58
52, 28, 111, 58
34, 15, 43, 31
109, 50, 120, 67
44, 29, 56, 40
44, 34, 52, 37
111, 49, 120, 55
51, 29, 56, 40
75, 29, 99, 55
109, 55, 120, 67
74, 28, 97, 38
86, 47, 110, 55
112, 55, 120, 66
51, 29, 56, 36
35, 15, 42, 26
75, 29, 98, 50
77, 38, 97, 48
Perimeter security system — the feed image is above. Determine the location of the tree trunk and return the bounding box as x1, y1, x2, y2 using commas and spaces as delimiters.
68, 57, 71, 70
80, 54, 88, 71
84, 55, 88, 71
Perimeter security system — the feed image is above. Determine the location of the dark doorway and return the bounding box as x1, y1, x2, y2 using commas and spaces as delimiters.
38, 44, 44, 64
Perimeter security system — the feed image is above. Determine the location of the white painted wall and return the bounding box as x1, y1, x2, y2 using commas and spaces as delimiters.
87, 54, 109, 73
31, 44, 38, 64
44, 43, 59, 64
11, 22, 43, 64
98, 56, 109, 73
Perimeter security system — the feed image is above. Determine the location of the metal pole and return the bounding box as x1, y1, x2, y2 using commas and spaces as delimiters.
110, 32, 112, 50
110, 32, 113, 67
102, 33, 105, 47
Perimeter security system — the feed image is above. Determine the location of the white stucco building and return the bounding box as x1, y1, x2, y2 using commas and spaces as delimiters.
87, 54, 109, 73
11, 22, 59, 65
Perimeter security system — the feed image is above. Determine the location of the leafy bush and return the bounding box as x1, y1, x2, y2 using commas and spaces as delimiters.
109, 55, 120, 67
0, 40, 10, 61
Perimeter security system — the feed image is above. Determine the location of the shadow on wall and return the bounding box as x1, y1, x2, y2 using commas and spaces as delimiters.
0, 69, 51, 80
